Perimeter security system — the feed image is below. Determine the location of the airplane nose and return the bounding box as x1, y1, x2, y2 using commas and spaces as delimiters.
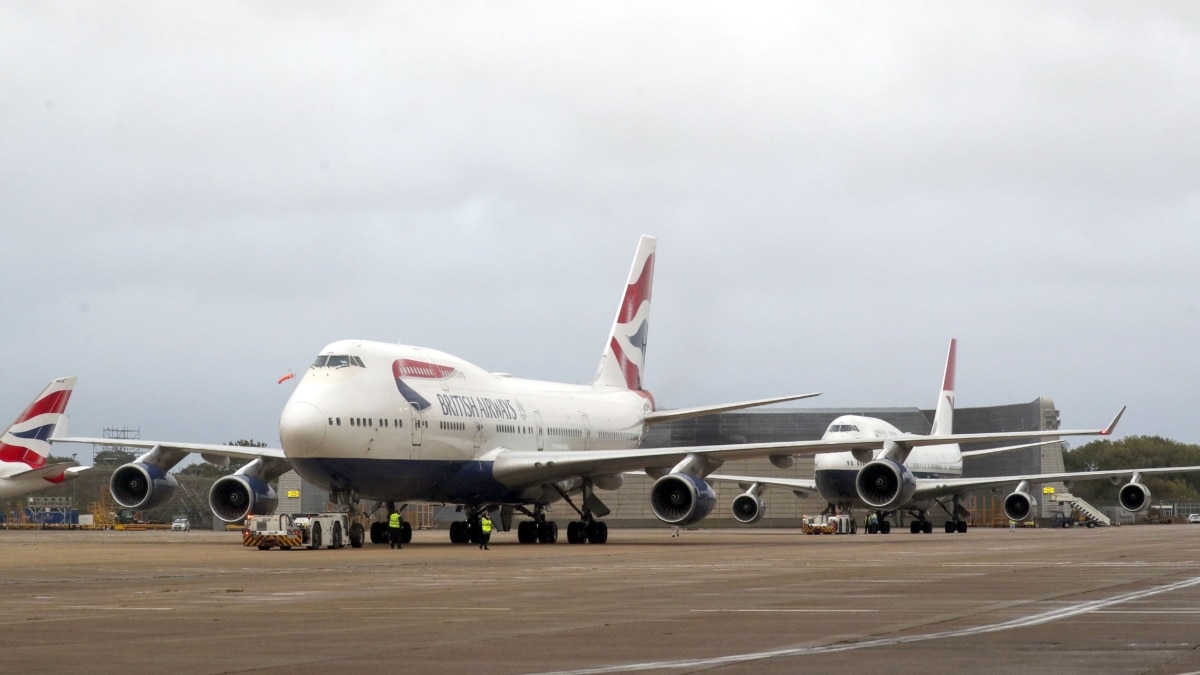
279, 401, 326, 456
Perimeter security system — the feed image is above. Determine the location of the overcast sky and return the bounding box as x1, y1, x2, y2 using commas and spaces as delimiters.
4, 3, 1198, 461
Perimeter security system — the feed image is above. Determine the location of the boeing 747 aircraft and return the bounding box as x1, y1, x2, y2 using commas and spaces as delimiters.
54, 238, 1123, 546
1, 377, 89, 499
712, 339, 1193, 533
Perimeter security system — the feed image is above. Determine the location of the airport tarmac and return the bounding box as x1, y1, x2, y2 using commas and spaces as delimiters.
1, 525, 1199, 674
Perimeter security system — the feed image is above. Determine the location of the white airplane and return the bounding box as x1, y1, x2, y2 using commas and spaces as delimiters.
53, 238, 1124, 546
711, 339, 1193, 533
1, 377, 89, 499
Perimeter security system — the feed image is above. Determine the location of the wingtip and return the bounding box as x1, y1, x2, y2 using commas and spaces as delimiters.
1101, 405, 1127, 435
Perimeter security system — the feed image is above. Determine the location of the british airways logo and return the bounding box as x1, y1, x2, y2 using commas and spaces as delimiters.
393, 359, 447, 411
437, 394, 519, 420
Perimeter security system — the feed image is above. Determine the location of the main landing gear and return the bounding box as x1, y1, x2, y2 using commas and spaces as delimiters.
366, 500, 412, 545
513, 482, 611, 545
865, 511, 892, 534
936, 495, 970, 534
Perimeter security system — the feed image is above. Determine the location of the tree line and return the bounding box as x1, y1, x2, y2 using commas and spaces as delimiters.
1062, 435, 1200, 504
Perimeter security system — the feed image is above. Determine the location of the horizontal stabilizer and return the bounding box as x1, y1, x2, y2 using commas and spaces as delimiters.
10, 462, 87, 482
50, 436, 287, 460
644, 392, 822, 424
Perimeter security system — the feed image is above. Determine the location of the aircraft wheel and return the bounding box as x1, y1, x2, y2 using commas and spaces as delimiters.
370, 521, 387, 544
922, 520, 933, 534
538, 521, 558, 543
450, 520, 469, 544
910, 521, 920, 534
349, 522, 365, 548
567, 521, 585, 544
880, 521, 891, 534
401, 521, 413, 544
593, 521, 608, 544
957, 521, 968, 534
517, 521, 536, 544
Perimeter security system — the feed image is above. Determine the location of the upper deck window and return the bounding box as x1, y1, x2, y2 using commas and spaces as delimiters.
311, 354, 364, 369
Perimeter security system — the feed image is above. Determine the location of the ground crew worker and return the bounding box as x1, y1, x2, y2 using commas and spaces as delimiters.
388, 511, 403, 549
479, 513, 493, 550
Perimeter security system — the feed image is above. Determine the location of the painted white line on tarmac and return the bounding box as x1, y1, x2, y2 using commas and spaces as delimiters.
59, 606, 174, 611
692, 609, 874, 613
529, 576, 1200, 675
340, 606, 512, 612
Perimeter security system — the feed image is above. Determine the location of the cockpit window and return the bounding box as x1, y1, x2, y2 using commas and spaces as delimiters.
829, 424, 860, 433
311, 354, 363, 369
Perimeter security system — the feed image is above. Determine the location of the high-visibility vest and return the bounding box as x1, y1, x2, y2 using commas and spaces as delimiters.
389, 513, 401, 529
481, 517, 493, 533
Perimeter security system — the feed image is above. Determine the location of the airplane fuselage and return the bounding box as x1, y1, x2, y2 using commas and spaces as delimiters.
813, 415, 962, 510
279, 340, 651, 505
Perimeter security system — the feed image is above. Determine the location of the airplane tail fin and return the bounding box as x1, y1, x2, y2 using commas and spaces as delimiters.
930, 339, 956, 437
0, 377, 77, 470
593, 235, 656, 392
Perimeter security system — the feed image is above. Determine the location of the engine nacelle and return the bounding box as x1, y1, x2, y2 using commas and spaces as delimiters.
731, 491, 766, 524
1118, 482, 1151, 513
856, 459, 916, 511
110, 462, 178, 510
649, 473, 717, 526
209, 474, 278, 523
1003, 490, 1037, 522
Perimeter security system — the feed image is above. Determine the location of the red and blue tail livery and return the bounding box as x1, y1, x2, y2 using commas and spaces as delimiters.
595, 235, 655, 392
1, 377, 90, 499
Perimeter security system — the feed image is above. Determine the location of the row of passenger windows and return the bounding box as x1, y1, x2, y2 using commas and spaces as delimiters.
548, 427, 584, 438
440, 421, 467, 431
312, 354, 366, 369
495, 424, 535, 434
327, 417, 404, 428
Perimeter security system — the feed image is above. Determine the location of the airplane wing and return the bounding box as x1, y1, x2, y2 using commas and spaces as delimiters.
911, 464, 1200, 501
50, 436, 287, 461
707, 474, 821, 498
490, 406, 1125, 486
643, 392, 822, 424
960, 439, 1063, 458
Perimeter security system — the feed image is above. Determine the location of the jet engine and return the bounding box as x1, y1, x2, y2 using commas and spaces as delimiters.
110, 462, 178, 510
209, 474, 278, 523
649, 473, 716, 526
1003, 489, 1037, 522
731, 484, 766, 524
1118, 481, 1151, 513
855, 459, 916, 511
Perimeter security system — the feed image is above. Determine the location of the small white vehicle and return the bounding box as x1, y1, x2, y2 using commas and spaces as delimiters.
1188, 514, 1200, 524
171, 518, 190, 531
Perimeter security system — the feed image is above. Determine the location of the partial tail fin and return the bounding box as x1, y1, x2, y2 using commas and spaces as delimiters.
593, 235, 656, 390
0, 377, 77, 470
930, 339, 956, 436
